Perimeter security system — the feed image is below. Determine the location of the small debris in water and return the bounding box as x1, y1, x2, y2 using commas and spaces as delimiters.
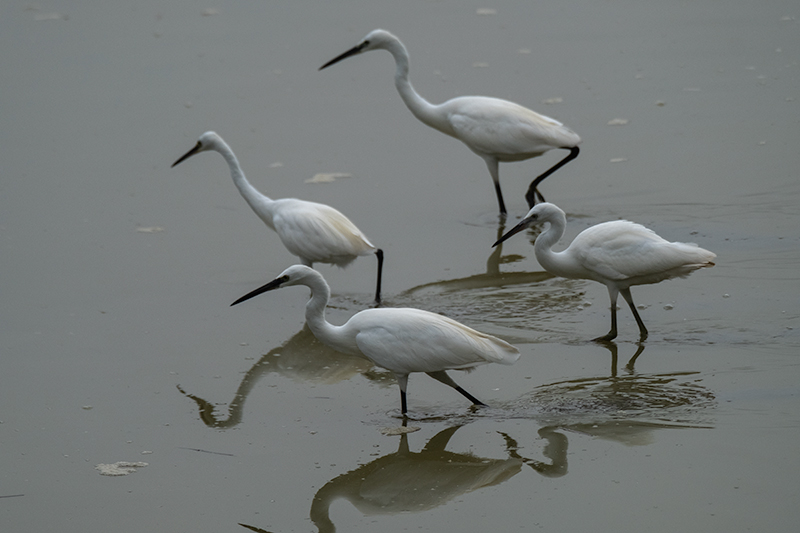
542, 97, 563, 105
380, 426, 421, 436
663, 304, 674, 310
723, 294, 730, 298
82, 405, 93, 410
95, 461, 148, 477
656, 101, 666, 107
305, 172, 352, 183
607, 118, 629, 126
476, 8, 497, 15
609, 157, 628, 163
136, 226, 165, 233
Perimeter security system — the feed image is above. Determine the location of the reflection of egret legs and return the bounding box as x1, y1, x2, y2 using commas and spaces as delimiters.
500, 427, 569, 478
596, 340, 647, 377
485, 221, 506, 276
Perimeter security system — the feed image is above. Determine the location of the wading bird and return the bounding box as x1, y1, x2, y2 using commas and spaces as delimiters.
320, 29, 581, 215
493, 203, 716, 341
231, 265, 520, 414
173, 132, 384, 304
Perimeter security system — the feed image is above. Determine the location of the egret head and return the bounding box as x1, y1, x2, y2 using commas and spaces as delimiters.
172, 131, 224, 167
231, 265, 318, 306
319, 29, 400, 70
492, 203, 562, 247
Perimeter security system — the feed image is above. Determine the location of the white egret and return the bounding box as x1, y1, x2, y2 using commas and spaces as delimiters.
231, 265, 520, 414
493, 203, 716, 341
172, 132, 384, 303
319, 29, 581, 214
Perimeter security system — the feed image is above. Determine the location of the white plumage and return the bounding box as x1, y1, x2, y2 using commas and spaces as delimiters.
494, 203, 716, 341
172, 131, 384, 303
231, 265, 520, 414
320, 29, 581, 215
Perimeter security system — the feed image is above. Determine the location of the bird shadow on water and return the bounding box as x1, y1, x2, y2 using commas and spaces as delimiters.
240, 424, 567, 533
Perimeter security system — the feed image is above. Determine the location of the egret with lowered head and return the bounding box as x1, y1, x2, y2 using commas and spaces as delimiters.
320, 29, 581, 214
231, 265, 520, 415
173, 131, 384, 304
493, 203, 716, 341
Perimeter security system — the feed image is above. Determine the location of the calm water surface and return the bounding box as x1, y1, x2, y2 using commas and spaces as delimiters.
2, 1, 798, 532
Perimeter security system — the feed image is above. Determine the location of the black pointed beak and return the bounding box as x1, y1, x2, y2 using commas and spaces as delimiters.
319, 42, 367, 70
492, 219, 531, 247
172, 141, 202, 168
231, 275, 289, 306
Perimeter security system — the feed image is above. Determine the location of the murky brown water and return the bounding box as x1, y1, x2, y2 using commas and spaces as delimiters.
3, 1, 799, 532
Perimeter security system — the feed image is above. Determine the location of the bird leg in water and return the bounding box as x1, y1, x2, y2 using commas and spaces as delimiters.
426, 371, 487, 407
493, 180, 508, 216
373, 249, 384, 306
525, 146, 580, 207
594, 287, 649, 342
593, 288, 620, 342
620, 287, 648, 341
396, 373, 410, 414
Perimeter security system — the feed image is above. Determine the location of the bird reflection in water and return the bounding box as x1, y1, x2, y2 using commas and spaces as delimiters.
178, 326, 375, 429
515, 342, 716, 447
398, 222, 585, 338
500, 426, 569, 478
306, 424, 568, 533
237, 425, 568, 533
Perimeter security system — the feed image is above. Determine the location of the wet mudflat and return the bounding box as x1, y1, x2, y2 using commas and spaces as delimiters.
2, 1, 798, 532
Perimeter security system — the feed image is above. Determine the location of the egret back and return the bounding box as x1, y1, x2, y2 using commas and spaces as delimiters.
569, 220, 716, 286
350, 308, 520, 375
272, 199, 376, 266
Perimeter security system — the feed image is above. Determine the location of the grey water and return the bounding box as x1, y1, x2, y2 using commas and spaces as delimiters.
2, 1, 799, 532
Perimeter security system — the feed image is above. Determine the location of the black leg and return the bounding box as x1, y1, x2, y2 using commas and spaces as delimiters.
426, 371, 486, 407
373, 249, 384, 305
621, 288, 648, 341
593, 287, 619, 342
525, 146, 580, 208
494, 180, 508, 216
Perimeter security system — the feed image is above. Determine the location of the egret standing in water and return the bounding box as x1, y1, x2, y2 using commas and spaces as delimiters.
172, 132, 384, 304
493, 203, 716, 341
231, 265, 520, 415
319, 29, 581, 214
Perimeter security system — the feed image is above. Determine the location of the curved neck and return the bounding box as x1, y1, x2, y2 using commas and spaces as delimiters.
386, 40, 450, 135
302, 275, 345, 349
534, 219, 574, 277
214, 140, 275, 229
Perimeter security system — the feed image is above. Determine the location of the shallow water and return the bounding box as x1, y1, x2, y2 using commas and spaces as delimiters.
2, 1, 799, 532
